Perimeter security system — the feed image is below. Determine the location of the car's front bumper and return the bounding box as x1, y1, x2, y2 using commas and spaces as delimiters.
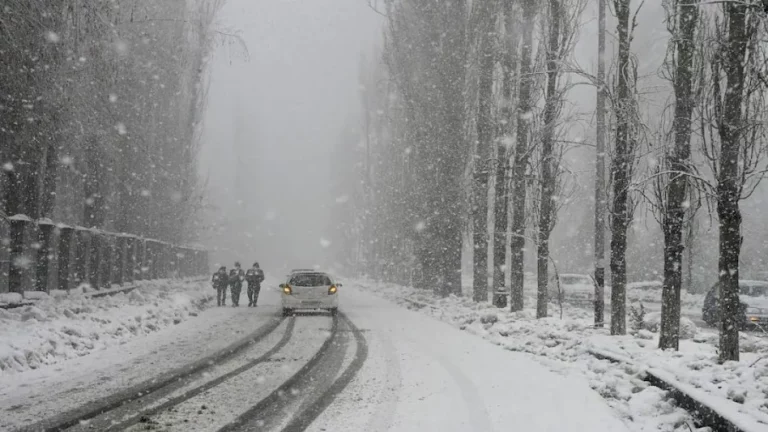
282, 294, 338, 310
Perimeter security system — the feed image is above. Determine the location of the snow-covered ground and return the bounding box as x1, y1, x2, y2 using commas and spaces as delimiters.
0, 278, 285, 430
309, 285, 632, 432
0, 279, 215, 376
355, 278, 768, 431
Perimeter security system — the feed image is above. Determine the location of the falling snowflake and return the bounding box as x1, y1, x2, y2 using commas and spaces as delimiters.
78, 57, 86, 63
415, 221, 426, 232
45, 31, 60, 43
320, 238, 332, 248
140, 189, 151, 197
520, 111, 534, 121
500, 135, 515, 148
335, 195, 349, 204
115, 40, 129, 55
61, 155, 74, 166
13, 255, 32, 269
2, 162, 13, 172
264, 210, 277, 221
648, 156, 658, 169
109, 94, 118, 103
115, 122, 127, 135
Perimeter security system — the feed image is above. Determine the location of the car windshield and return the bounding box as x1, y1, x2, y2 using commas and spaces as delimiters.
290, 273, 331, 287
740, 283, 768, 297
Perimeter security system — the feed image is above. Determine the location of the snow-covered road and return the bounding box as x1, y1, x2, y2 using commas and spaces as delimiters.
2, 281, 633, 432
309, 285, 630, 432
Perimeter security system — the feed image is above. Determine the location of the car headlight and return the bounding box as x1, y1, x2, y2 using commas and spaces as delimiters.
328, 285, 337, 295
282, 285, 292, 295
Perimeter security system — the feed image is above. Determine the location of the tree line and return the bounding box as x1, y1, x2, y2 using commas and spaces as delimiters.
0, 0, 225, 244
333, 0, 768, 362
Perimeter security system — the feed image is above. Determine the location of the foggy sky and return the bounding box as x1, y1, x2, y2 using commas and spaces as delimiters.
199, 0, 383, 272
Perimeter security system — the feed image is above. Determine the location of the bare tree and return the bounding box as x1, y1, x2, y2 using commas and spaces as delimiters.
698, 1, 768, 362
535, 0, 584, 318
472, 0, 500, 302
593, 0, 608, 328
492, 0, 521, 305
656, 0, 700, 351
609, 0, 641, 336
509, 0, 538, 312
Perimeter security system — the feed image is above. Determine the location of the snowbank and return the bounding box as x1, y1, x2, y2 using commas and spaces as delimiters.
355, 278, 768, 431
0, 279, 214, 376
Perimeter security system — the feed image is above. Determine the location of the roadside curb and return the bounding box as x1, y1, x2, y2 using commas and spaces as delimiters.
587, 348, 766, 432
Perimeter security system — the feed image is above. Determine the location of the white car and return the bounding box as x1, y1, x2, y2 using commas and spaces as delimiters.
280, 270, 340, 316
550, 273, 599, 302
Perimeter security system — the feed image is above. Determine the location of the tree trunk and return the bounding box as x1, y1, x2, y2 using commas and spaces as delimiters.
493, 0, 519, 303
659, 0, 698, 351
536, 0, 562, 319
609, 0, 632, 336
509, 0, 537, 312
434, 0, 467, 298
716, 0, 749, 363
472, 22, 495, 302
593, 0, 607, 328
684, 208, 696, 293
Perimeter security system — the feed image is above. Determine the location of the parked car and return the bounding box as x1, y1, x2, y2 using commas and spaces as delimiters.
627, 280, 663, 302
702, 280, 768, 329
551, 273, 597, 302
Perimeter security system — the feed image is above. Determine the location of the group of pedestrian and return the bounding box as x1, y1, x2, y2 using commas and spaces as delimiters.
211, 262, 265, 307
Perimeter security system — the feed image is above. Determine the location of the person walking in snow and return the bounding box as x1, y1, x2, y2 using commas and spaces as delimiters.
229, 262, 245, 307
245, 262, 265, 307
212, 266, 229, 306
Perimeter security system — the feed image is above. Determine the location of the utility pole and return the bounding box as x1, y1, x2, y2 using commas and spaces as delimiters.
594, 0, 606, 328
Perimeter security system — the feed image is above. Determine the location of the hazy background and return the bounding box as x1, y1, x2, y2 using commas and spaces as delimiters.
199, 0, 383, 273
197, 0, 768, 286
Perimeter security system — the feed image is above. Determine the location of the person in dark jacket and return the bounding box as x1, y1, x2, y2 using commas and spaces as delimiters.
212, 266, 229, 306
229, 262, 245, 307
245, 262, 265, 307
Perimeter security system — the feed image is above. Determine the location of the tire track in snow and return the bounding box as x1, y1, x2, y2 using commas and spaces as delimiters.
94, 317, 298, 431
216, 314, 342, 432
280, 312, 369, 432
21, 314, 287, 432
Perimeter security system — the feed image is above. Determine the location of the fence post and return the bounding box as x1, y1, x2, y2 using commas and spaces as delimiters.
36, 219, 56, 293
102, 233, 114, 288
146, 240, 156, 280
126, 236, 136, 283
0, 219, 9, 293
58, 225, 75, 292
9, 215, 37, 295
74, 227, 91, 288
115, 235, 127, 286
88, 230, 102, 289
137, 239, 147, 280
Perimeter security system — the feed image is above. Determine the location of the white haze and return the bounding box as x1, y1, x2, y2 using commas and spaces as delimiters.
199, 0, 383, 273
198, 0, 768, 286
